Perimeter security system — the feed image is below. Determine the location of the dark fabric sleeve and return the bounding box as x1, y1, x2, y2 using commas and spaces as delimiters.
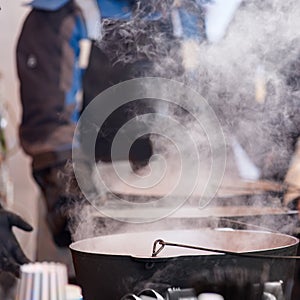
16, 2, 84, 161
17, 9, 68, 136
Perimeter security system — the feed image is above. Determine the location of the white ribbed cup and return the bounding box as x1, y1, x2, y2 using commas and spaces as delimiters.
16, 262, 68, 300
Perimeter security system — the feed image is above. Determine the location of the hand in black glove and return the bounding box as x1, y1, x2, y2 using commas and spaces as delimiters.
0, 209, 33, 277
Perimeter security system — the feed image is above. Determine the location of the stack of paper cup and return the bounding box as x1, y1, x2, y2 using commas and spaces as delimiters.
16, 262, 68, 300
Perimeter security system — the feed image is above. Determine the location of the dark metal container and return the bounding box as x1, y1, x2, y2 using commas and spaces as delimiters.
70, 229, 298, 300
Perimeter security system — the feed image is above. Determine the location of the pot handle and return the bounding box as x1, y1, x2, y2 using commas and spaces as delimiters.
138, 289, 164, 300
120, 294, 142, 300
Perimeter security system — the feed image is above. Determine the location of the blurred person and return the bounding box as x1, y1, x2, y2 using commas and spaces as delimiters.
283, 54, 300, 209
16, 0, 87, 247
16, 0, 205, 249
81, 0, 205, 167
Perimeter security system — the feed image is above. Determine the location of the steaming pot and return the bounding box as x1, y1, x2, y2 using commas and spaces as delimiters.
70, 229, 298, 300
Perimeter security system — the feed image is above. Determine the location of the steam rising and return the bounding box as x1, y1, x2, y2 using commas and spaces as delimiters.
178, 0, 300, 181
71, 0, 300, 242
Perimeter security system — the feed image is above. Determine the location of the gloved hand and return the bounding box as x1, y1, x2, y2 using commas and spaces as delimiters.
0, 208, 33, 277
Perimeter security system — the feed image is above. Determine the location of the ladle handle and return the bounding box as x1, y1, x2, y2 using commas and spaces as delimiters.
152, 239, 166, 257
152, 239, 300, 260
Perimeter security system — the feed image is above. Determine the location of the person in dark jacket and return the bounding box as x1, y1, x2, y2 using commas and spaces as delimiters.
16, 0, 87, 247
81, 0, 205, 166
16, 0, 205, 248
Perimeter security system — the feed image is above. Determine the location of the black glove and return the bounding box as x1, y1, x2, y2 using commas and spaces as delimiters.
0, 208, 33, 277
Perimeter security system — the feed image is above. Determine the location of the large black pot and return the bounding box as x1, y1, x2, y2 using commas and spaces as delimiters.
70, 229, 298, 300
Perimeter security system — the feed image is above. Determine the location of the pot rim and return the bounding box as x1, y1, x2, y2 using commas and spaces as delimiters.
69, 228, 299, 258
